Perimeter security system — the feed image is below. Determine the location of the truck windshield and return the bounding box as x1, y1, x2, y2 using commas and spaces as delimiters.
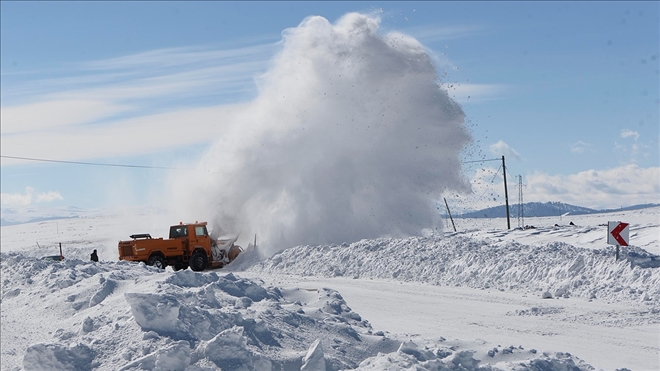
169, 226, 188, 239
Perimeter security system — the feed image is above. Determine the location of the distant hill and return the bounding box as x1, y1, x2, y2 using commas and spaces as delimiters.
598, 203, 660, 213
456, 202, 660, 219
0, 205, 170, 227
0, 206, 95, 227
0, 215, 78, 227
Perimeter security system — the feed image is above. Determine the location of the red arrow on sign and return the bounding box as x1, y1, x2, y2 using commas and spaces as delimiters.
610, 222, 629, 246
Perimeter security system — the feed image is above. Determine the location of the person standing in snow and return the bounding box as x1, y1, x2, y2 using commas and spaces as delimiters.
90, 250, 99, 262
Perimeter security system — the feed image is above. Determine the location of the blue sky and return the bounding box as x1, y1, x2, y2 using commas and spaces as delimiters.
1, 1, 658, 219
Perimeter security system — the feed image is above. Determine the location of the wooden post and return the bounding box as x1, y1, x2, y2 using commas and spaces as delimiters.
444, 198, 457, 232
59, 243, 63, 261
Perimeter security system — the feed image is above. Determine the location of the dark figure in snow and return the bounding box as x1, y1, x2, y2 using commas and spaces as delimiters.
90, 250, 99, 262
569, 221, 575, 226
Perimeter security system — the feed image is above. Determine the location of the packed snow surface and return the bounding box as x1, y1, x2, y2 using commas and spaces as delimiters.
1, 206, 659, 370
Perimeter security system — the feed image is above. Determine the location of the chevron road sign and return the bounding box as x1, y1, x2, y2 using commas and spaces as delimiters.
607, 221, 629, 246
607, 221, 630, 261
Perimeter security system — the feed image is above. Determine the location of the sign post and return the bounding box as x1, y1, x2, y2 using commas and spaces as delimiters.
607, 221, 629, 261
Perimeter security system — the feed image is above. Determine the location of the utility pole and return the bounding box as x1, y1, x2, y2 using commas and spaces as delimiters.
517, 175, 524, 228
502, 155, 510, 229
444, 198, 457, 232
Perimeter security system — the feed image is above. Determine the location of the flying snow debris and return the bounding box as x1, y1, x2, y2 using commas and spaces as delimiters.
172, 13, 471, 253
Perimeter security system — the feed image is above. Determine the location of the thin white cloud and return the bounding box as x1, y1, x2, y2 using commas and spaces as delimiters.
3, 44, 276, 102
404, 24, 483, 43
615, 129, 643, 161
0, 104, 247, 165
82, 41, 277, 71
489, 140, 521, 160
439, 82, 506, 104
1, 100, 131, 134
1, 187, 63, 207
620, 129, 640, 140
52, 62, 263, 102
614, 140, 651, 164
1, 43, 275, 162
571, 140, 593, 154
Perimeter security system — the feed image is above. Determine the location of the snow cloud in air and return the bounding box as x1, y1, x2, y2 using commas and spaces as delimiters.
170, 13, 471, 252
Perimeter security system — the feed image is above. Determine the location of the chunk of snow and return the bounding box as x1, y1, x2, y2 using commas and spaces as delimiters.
301, 339, 326, 371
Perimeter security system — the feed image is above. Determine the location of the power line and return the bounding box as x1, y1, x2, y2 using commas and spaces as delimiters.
0, 155, 183, 170
462, 158, 500, 164
473, 165, 502, 204
465, 156, 512, 228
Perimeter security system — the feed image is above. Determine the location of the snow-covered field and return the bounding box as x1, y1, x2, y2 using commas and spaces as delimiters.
1, 206, 659, 371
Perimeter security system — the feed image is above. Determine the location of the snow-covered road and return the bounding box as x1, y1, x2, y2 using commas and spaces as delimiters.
244, 273, 659, 371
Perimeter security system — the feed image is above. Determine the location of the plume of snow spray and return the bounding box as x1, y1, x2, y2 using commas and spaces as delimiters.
170, 13, 471, 254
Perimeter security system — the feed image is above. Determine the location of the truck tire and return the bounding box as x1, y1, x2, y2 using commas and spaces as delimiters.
147, 255, 166, 269
190, 252, 208, 272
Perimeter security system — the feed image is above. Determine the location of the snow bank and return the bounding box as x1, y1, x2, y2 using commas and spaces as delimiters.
1, 253, 600, 371
1, 253, 392, 370
250, 235, 660, 308
23, 343, 95, 371
352, 339, 597, 371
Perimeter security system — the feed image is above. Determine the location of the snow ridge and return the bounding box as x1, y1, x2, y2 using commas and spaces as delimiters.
251, 235, 660, 309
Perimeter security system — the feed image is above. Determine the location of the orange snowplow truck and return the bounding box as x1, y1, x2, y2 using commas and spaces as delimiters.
118, 222, 242, 271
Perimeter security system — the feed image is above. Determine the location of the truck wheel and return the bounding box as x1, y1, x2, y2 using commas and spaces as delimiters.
147, 255, 166, 269
190, 252, 208, 272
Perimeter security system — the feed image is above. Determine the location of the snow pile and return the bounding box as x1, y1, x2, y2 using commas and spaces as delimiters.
251, 235, 660, 308
1, 253, 598, 371
457, 206, 660, 256
354, 341, 596, 371
0, 253, 387, 370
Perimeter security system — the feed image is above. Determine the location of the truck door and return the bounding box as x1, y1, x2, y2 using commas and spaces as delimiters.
193, 225, 210, 247
170, 225, 190, 253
